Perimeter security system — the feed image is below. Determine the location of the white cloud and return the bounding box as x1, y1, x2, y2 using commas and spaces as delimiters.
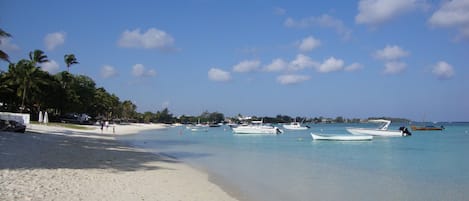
298, 36, 321, 52
101, 65, 118, 78
132, 64, 156, 77
208, 68, 231, 82
146, 69, 157, 77
285, 14, 352, 40
40, 60, 60, 74
384, 61, 407, 74
233, 60, 260, 73
264, 58, 287, 72
432, 61, 454, 79
374, 45, 409, 60
274, 7, 286, 15
277, 74, 310, 85
344, 62, 364, 72
118, 28, 175, 50
355, 0, 422, 25
317, 57, 344, 73
314, 14, 353, 40
428, 0, 469, 39
0, 38, 20, 52
288, 54, 318, 71
44, 32, 66, 50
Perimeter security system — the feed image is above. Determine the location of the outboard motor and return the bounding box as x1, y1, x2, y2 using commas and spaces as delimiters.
399, 126, 412, 136
276, 127, 283, 134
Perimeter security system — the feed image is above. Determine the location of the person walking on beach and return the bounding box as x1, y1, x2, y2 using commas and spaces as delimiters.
100, 120, 104, 133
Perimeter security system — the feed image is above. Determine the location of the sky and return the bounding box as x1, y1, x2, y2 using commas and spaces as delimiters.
1, 0, 468, 121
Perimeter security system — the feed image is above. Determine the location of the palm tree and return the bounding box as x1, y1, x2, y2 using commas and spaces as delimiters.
29, 49, 49, 64
7, 60, 41, 111
0, 28, 12, 63
64, 54, 79, 72
5, 50, 50, 112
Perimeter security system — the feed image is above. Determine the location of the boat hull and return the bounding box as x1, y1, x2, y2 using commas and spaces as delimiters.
311, 133, 372, 141
411, 126, 443, 131
346, 128, 404, 137
283, 125, 308, 130
232, 126, 282, 134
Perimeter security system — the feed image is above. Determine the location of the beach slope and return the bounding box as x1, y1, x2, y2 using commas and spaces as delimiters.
0, 124, 238, 201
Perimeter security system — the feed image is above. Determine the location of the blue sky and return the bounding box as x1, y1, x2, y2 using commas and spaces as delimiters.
1, 0, 468, 121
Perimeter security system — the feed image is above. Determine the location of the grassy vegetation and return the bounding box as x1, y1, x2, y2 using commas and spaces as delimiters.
31, 121, 95, 130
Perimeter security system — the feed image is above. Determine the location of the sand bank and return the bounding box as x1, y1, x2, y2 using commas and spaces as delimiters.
0, 123, 238, 201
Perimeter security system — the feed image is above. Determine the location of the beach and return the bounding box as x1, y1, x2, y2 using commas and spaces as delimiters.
0, 123, 238, 201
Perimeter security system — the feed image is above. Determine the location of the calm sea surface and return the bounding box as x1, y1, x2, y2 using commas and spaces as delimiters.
118, 123, 469, 201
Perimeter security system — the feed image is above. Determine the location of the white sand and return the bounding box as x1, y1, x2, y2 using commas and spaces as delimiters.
0, 123, 239, 201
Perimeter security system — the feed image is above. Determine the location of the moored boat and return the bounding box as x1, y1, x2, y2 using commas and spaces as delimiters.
311, 133, 373, 141
346, 119, 411, 137
283, 122, 309, 130
232, 120, 283, 134
411, 125, 444, 131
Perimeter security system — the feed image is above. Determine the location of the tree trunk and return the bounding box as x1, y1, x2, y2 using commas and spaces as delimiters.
20, 86, 27, 112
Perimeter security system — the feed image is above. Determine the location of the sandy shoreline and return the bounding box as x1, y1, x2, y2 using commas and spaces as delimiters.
0, 123, 239, 201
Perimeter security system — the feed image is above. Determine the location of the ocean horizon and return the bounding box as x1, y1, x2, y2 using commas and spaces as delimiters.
119, 122, 469, 201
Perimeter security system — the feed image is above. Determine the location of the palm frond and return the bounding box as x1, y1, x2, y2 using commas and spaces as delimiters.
0, 50, 10, 63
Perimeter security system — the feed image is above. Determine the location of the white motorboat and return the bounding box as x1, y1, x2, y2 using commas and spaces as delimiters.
311, 133, 373, 141
283, 122, 309, 130
346, 119, 411, 137
232, 120, 283, 134
186, 125, 208, 132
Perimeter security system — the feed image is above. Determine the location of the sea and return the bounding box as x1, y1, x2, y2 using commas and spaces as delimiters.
118, 122, 469, 201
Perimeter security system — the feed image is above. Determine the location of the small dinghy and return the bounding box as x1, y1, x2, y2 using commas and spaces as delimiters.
311, 133, 373, 141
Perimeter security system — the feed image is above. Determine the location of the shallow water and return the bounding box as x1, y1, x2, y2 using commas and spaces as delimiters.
119, 123, 469, 201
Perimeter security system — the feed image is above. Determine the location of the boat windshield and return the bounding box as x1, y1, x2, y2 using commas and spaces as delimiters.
369, 119, 391, 130
377, 123, 389, 130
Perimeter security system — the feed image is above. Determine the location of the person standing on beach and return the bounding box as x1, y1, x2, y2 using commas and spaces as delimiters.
100, 121, 104, 133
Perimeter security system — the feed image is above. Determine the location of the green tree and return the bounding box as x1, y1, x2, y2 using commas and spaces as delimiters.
6, 59, 47, 112
121, 100, 137, 121
64, 54, 79, 72
29, 50, 49, 64
155, 108, 174, 123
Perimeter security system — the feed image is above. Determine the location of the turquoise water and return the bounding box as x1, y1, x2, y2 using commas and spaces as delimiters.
119, 123, 469, 201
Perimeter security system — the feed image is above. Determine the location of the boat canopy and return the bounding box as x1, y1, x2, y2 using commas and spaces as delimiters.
368, 119, 391, 130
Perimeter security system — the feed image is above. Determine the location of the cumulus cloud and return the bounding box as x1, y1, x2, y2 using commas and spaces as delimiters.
285, 14, 352, 40
298, 36, 321, 52
0, 38, 20, 52
118, 28, 175, 50
432, 61, 454, 79
428, 0, 469, 39
208, 68, 231, 82
373, 45, 409, 74
101, 65, 118, 78
277, 74, 310, 85
288, 54, 318, 71
274, 7, 286, 15
40, 60, 60, 74
344, 62, 364, 72
132, 64, 156, 77
233, 60, 260, 73
44, 32, 66, 50
264, 58, 287, 72
317, 57, 344, 73
355, 0, 423, 26
384, 61, 407, 74
374, 45, 409, 60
